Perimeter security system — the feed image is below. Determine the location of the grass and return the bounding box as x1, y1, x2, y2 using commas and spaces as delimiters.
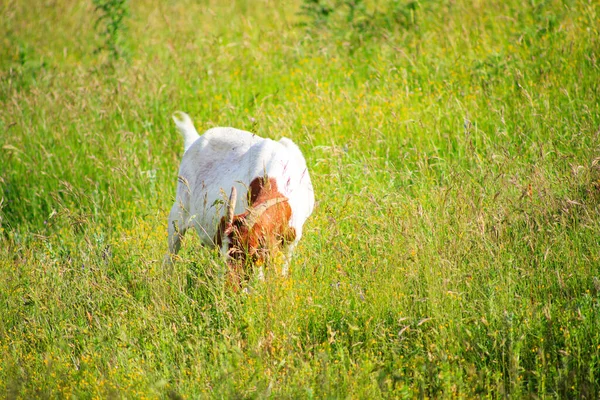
1, 0, 599, 397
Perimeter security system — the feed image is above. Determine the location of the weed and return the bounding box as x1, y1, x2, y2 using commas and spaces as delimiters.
92, 0, 129, 61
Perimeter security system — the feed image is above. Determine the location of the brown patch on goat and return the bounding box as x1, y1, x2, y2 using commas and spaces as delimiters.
214, 177, 295, 288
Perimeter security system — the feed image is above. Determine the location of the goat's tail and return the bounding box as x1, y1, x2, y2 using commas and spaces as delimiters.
172, 111, 200, 152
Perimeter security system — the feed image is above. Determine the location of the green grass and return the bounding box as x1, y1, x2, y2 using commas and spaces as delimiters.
1, 0, 600, 397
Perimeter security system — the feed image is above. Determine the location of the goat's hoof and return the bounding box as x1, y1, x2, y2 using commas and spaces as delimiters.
163, 254, 175, 268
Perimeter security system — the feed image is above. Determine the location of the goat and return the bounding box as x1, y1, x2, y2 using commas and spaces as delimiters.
166, 112, 315, 282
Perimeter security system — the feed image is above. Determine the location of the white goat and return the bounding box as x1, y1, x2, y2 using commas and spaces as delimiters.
166, 112, 314, 281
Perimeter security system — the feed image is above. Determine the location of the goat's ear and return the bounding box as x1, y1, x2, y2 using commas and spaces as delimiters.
283, 226, 297, 244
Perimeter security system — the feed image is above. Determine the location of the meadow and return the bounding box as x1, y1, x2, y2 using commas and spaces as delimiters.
1, 0, 599, 397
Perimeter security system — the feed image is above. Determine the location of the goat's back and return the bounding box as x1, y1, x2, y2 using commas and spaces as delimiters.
175, 127, 313, 245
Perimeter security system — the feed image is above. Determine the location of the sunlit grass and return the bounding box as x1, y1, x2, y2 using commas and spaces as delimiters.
1, 0, 599, 397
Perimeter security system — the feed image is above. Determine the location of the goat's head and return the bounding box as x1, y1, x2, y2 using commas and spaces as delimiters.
216, 177, 296, 285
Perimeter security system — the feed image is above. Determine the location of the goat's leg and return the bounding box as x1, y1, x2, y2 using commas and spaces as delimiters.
164, 203, 188, 265
281, 241, 297, 277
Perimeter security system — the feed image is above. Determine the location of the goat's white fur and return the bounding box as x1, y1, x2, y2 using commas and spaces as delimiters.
167, 112, 315, 273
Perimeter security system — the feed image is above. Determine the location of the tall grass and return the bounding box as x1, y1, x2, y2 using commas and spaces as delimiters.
1, 0, 599, 397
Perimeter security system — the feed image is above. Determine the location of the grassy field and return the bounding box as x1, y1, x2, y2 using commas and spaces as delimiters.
1, 0, 599, 397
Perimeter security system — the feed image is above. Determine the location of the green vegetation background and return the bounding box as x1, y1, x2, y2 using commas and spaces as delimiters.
1, 0, 599, 397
